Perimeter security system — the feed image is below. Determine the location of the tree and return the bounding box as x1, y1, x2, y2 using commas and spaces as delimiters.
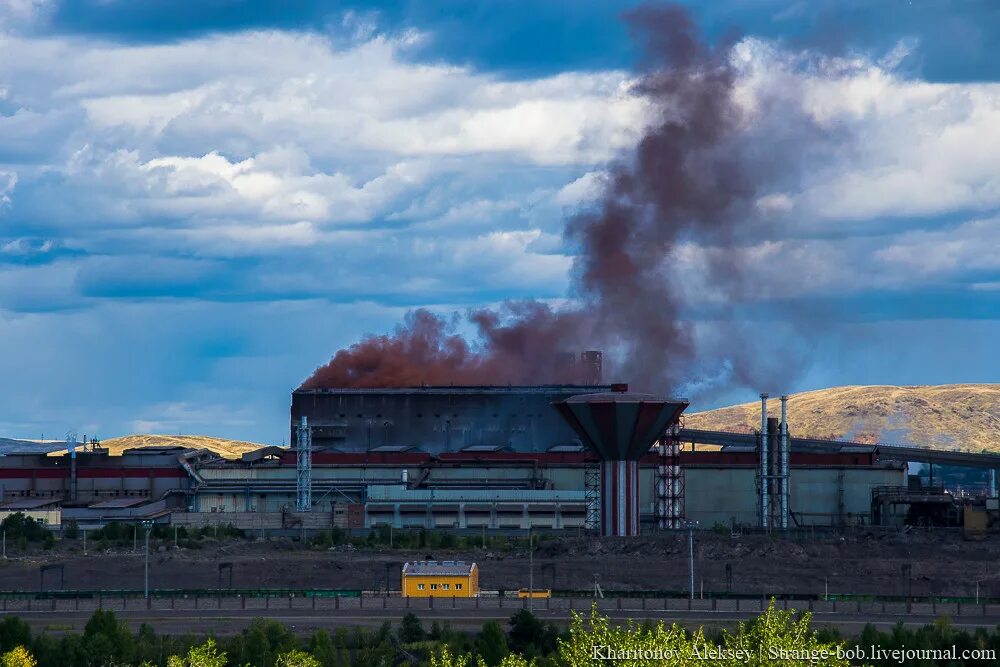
432, 602, 854, 667
275, 650, 321, 667
81, 609, 134, 667
476, 622, 508, 667
308, 630, 337, 667
0, 618, 31, 654
0, 514, 47, 543
166, 639, 226, 667
63, 521, 80, 540
429, 645, 529, 667
398, 613, 425, 643
0, 647, 35, 667
508, 610, 545, 655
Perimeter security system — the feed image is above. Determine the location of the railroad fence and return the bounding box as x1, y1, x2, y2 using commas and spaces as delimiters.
0, 594, 999, 620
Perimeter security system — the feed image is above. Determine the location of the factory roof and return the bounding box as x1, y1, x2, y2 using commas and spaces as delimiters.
0, 497, 61, 510
295, 385, 613, 396
460, 444, 510, 453
369, 445, 418, 453
87, 497, 150, 509
402, 560, 476, 576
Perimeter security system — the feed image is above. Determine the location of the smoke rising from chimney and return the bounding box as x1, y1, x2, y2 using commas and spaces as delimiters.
301, 5, 812, 394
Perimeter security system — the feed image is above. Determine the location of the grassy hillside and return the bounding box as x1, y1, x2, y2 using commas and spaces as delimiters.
89, 434, 269, 459
684, 384, 1000, 452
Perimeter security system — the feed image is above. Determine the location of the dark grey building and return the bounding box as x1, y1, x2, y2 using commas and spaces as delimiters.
290, 385, 614, 453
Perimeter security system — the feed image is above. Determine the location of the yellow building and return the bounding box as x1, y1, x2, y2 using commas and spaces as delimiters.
401, 560, 478, 597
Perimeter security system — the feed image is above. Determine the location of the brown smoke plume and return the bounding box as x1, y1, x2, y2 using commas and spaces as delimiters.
302, 5, 793, 393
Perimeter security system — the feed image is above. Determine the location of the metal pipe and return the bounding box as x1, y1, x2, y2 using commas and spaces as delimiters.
780, 395, 789, 529
688, 524, 695, 600
759, 393, 769, 529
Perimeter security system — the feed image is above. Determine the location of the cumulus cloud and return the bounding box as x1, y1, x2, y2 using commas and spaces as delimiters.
0, 18, 997, 439
733, 39, 1000, 223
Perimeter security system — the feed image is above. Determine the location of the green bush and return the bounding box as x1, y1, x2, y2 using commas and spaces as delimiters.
0, 513, 49, 542
711, 522, 730, 535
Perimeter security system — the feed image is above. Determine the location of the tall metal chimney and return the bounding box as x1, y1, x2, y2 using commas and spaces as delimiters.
759, 393, 769, 530
555, 392, 687, 537
68, 433, 78, 504
780, 395, 789, 529
580, 351, 603, 385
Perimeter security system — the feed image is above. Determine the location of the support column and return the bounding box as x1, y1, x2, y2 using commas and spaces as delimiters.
600, 460, 639, 537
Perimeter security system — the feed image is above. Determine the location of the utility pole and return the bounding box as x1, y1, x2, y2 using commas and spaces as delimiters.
133, 525, 137, 553
2, 530, 5, 559
685, 521, 699, 600
143, 521, 152, 599
528, 528, 534, 612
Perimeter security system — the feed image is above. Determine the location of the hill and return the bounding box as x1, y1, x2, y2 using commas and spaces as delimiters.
684, 384, 1000, 452
86, 434, 269, 459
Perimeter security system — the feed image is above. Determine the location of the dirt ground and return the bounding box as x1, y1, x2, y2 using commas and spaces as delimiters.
1, 531, 997, 599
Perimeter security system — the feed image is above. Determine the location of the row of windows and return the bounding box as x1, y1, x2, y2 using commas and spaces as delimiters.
415, 583, 462, 591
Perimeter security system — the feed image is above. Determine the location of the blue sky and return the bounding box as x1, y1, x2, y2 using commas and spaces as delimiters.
0, 1, 997, 443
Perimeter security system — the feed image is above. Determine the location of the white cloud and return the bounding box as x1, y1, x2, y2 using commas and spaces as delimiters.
0, 31, 643, 165
875, 216, 1000, 277
554, 171, 607, 207
734, 38, 1000, 222
0, 171, 16, 206
0, 0, 51, 30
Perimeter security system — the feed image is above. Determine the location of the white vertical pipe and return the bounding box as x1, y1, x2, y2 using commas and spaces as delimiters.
780, 395, 789, 530
760, 393, 769, 529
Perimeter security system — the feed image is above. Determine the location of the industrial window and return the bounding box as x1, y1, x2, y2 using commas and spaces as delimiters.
443, 583, 450, 590
455, 583, 462, 590
430, 584, 438, 590
417, 584, 424, 590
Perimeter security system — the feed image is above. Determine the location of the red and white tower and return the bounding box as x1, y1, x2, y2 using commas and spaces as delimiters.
555, 390, 688, 537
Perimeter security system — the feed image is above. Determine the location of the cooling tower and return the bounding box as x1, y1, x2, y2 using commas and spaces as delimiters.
555, 391, 688, 536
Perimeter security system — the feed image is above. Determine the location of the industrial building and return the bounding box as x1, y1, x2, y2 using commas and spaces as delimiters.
401, 560, 479, 597
0, 379, 998, 535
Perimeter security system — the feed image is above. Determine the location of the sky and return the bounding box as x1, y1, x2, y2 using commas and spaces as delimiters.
0, 0, 997, 444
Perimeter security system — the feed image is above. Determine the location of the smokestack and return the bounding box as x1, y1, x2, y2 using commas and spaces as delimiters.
580, 351, 603, 385
557, 352, 579, 383
69, 436, 77, 504
759, 393, 768, 530
780, 395, 789, 529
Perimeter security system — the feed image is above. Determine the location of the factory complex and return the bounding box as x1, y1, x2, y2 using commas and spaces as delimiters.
2, 356, 999, 537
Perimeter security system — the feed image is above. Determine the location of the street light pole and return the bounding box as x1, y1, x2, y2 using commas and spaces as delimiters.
688, 525, 695, 600
142, 521, 152, 600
